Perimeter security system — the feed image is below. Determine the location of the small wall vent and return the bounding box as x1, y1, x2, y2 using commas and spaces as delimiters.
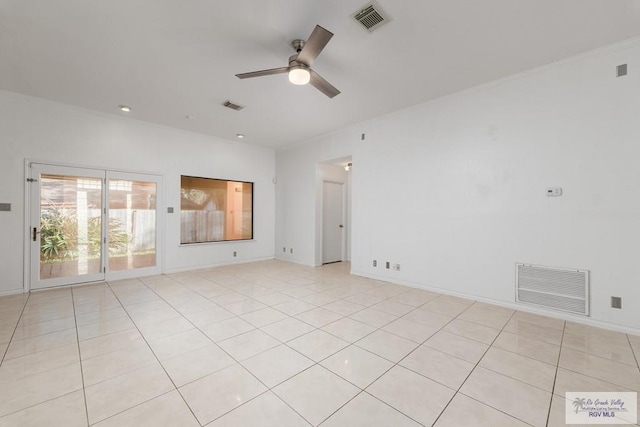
617, 64, 628, 77
222, 100, 244, 111
516, 263, 589, 316
352, 2, 390, 32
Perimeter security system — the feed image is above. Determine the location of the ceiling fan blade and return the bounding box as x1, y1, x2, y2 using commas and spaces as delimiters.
309, 70, 340, 98
296, 25, 333, 66
236, 67, 289, 79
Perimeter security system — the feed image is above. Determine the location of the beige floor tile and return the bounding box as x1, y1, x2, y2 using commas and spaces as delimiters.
460, 367, 551, 427
435, 393, 530, 427
240, 307, 289, 328
442, 318, 500, 345
218, 329, 280, 361
321, 345, 393, 388
322, 299, 366, 316
181, 306, 235, 327
179, 364, 267, 425
479, 347, 557, 391
559, 347, 640, 391
85, 363, 174, 424
492, 331, 560, 365
546, 395, 596, 427
564, 321, 626, 339
511, 311, 565, 330
0, 342, 79, 384
300, 292, 340, 306
367, 365, 455, 426
424, 331, 489, 364
273, 365, 360, 426
386, 289, 441, 307
399, 345, 474, 389
349, 308, 397, 328
93, 390, 199, 427
0, 390, 87, 427
273, 300, 317, 316
419, 294, 474, 317
201, 317, 256, 342
207, 391, 310, 427
161, 343, 235, 387
12, 316, 76, 341
82, 340, 157, 386
260, 317, 315, 342
4, 328, 78, 360
122, 299, 171, 315
128, 307, 180, 325
251, 292, 297, 306
502, 318, 563, 346
75, 306, 128, 327
287, 330, 349, 362
356, 330, 419, 363
295, 307, 343, 328
224, 299, 268, 315
563, 332, 637, 366
458, 304, 514, 329
242, 344, 314, 387
135, 315, 194, 341
370, 301, 414, 317
553, 367, 640, 396
322, 317, 376, 343
344, 293, 386, 307
149, 329, 212, 361
0, 362, 83, 417
210, 292, 248, 306
79, 328, 143, 360
382, 317, 440, 343
322, 392, 421, 427
402, 309, 453, 329
77, 317, 136, 341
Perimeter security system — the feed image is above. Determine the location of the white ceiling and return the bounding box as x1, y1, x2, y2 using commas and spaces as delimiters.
2, 1, 640, 149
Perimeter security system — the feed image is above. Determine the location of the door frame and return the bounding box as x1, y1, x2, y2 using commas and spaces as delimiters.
23, 159, 165, 292
321, 180, 346, 265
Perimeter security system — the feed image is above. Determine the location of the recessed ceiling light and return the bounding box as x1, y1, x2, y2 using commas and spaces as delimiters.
119, 105, 131, 113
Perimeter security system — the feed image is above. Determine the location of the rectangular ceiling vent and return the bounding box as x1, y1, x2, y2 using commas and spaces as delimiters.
352, 2, 390, 32
516, 263, 589, 316
222, 100, 244, 111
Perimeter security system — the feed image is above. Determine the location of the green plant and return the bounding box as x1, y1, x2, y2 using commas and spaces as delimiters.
40, 206, 77, 260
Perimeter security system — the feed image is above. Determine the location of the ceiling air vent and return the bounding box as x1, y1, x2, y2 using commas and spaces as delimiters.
222, 100, 244, 111
353, 2, 390, 32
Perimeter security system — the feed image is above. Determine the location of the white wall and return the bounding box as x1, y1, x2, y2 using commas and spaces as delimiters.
276, 37, 640, 332
0, 90, 275, 295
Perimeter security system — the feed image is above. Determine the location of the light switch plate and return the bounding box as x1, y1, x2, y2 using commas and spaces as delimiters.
0, 203, 11, 212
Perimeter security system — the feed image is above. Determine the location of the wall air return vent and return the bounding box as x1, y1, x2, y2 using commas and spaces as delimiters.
222, 100, 244, 111
352, 2, 390, 32
516, 263, 589, 316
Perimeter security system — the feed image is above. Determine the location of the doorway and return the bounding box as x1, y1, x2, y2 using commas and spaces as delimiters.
322, 181, 345, 264
28, 163, 162, 290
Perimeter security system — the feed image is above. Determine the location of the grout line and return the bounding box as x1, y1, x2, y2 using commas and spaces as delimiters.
627, 334, 640, 371
0, 294, 31, 367
545, 321, 566, 427
70, 286, 91, 426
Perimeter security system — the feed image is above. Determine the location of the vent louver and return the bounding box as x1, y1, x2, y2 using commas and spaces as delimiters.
222, 100, 244, 111
353, 2, 390, 32
516, 263, 589, 316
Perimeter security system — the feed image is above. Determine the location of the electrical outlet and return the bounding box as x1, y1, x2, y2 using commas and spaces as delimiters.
385, 261, 390, 269
611, 296, 622, 309
373, 260, 377, 267
283, 247, 286, 253
233, 251, 237, 257
290, 248, 294, 254
393, 263, 400, 271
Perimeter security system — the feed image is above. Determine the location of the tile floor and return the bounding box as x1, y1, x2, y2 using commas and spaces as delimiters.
0, 260, 639, 426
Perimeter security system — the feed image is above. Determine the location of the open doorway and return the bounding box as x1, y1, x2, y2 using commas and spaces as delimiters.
316, 156, 352, 266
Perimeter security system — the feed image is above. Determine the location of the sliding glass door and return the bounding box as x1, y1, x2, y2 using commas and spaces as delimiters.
29, 163, 162, 290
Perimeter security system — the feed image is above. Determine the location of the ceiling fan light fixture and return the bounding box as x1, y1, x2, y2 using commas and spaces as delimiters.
288, 66, 310, 85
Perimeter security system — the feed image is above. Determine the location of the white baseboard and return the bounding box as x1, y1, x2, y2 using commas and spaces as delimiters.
351, 269, 640, 337
164, 256, 275, 274
0, 288, 25, 297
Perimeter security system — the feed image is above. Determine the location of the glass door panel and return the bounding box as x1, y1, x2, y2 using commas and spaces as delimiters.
30, 164, 106, 289
107, 179, 157, 272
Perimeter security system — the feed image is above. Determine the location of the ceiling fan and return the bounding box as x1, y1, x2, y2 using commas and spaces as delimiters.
236, 25, 340, 98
